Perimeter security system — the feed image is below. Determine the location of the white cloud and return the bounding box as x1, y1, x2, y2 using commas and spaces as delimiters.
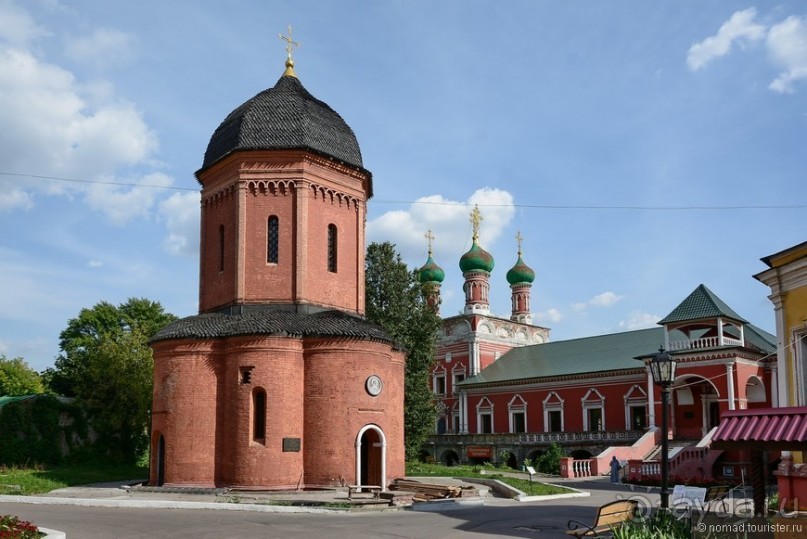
590, 291, 624, 307
688, 9, 807, 93
83, 172, 174, 225
534, 308, 563, 323
618, 311, 660, 331
159, 191, 200, 256
572, 291, 624, 311
0, 0, 163, 215
0, 0, 48, 46
65, 27, 136, 68
687, 8, 766, 71
367, 187, 515, 264
87, 260, 103, 268
767, 15, 807, 93
0, 188, 33, 211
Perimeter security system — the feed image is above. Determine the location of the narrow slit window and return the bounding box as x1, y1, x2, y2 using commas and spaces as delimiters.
253, 388, 266, 442
218, 224, 225, 272
267, 216, 279, 264
327, 224, 337, 273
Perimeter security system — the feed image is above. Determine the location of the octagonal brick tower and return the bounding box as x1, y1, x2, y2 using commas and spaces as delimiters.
149, 55, 405, 490
197, 60, 371, 315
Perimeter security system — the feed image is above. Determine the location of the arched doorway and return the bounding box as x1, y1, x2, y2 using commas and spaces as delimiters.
440, 450, 460, 466
356, 425, 386, 489
672, 375, 720, 439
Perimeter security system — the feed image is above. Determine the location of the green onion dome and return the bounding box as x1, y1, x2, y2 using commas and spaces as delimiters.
459, 241, 495, 274
506, 255, 535, 285
418, 255, 445, 284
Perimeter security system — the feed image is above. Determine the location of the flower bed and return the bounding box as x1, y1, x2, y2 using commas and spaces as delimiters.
0, 515, 41, 539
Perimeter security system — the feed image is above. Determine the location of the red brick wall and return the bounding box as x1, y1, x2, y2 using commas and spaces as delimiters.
303, 338, 405, 486
196, 152, 369, 315
199, 188, 238, 312
151, 339, 221, 487
151, 333, 405, 489
217, 336, 305, 488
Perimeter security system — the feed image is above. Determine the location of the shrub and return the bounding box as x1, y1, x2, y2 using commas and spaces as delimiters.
533, 442, 564, 475
611, 509, 689, 539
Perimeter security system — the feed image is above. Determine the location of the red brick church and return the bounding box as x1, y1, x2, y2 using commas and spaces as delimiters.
422, 208, 777, 482
148, 51, 405, 489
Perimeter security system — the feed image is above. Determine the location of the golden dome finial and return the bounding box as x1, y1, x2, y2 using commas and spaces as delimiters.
425, 229, 435, 257
279, 25, 300, 77
470, 204, 483, 243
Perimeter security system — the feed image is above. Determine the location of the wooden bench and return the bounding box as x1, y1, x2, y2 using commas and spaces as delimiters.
703, 485, 731, 513
566, 499, 638, 537
347, 485, 382, 500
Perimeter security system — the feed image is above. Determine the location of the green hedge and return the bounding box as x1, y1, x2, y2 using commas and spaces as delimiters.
0, 395, 89, 466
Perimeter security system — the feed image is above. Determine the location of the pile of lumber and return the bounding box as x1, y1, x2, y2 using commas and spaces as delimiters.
390, 479, 464, 501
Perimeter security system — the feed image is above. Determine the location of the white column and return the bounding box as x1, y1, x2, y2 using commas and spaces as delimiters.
647, 367, 657, 429
718, 317, 725, 346
726, 363, 736, 410
771, 362, 779, 407
460, 391, 469, 433
770, 294, 790, 406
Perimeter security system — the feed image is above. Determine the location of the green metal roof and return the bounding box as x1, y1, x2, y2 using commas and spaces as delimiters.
741, 323, 776, 353
460, 327, 664, 386
658, 284, 748, 325
0, 395, 38, 408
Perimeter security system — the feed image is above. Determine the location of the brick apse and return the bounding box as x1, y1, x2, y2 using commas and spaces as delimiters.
148, 57, 405, 489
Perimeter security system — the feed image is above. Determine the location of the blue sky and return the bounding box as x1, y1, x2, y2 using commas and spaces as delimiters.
1, 1, 805, 373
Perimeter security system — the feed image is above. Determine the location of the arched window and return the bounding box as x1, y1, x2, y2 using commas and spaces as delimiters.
327, 224, 337, 273
267, 216, 279, 264
218, 225, 225, 272
252, 387, 266, 442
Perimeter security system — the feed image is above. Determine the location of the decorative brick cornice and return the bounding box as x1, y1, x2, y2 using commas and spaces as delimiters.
201, 184, 237, 207
247, 179, 297, 196
310, 183, 361, 211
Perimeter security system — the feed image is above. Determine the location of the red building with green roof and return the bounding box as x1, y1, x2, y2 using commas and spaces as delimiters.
423, 223, 776, 480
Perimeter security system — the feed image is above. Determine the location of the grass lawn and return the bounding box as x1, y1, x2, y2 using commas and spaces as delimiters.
405, 461, 570, 496
0, 463, 148, 495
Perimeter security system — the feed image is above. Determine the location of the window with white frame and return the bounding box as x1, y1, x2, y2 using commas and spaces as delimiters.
433, 371, 446, 395
581, 388, 605, 431
452, 403, 460, 433
623, 385, 648, 431
797, 332, 807, 406
508, 394, 527, 433
452, 368, 466, 395
543, 392, 564, 433
476, 397, 494, 433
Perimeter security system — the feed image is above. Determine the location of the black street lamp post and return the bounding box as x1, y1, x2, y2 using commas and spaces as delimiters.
650, 347, 676, 510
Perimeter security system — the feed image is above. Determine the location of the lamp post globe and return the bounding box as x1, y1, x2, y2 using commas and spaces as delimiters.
651, 347, 676, 511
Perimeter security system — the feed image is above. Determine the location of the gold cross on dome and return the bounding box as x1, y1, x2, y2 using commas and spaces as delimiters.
425, 229, 435, 256
279, 25, 300, 58
515, 231, 523, 256
470, 205, 483, 242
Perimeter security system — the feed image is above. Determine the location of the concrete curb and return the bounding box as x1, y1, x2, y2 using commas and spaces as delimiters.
0, 495, 344, 514
39, 528, 66, 539
410, 498, 485, 512
457, 477, 590, 502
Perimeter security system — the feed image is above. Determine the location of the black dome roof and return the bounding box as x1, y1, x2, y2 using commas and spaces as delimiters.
200, 75, 364, 173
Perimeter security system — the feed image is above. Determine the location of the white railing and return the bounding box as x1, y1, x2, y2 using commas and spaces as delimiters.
641, 462, 661, 477
668, 336, 743, 351
572, 459, 593, 478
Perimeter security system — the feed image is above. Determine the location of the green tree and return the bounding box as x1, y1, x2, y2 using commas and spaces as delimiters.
365, 242, 442, 461
533, 442, 564, 475
0, 355, 44, 396
48, 298, 177, 462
